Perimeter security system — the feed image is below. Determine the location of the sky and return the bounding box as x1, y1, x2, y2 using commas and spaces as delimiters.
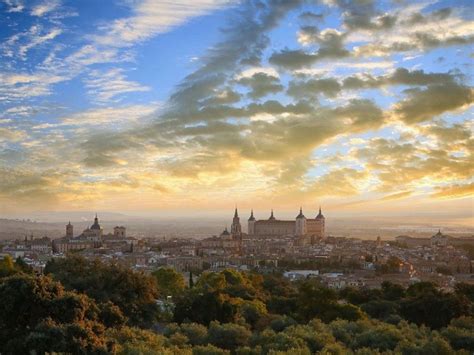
0, 0, 473, 221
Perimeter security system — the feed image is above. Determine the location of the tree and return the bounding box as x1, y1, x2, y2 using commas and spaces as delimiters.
173, 290, 239, 325
454, 282, 474, 302
0, 255, 15, 278
189, 271, 195, 288
353, 324, 403, 352
44, 255, 160, 326
106, 326, 168, 354
296, 280, 364, 323
400, 289, 470, 329
207, 321, 251, 350
0, 274, 108, 354
380, 281, 405, 301
441, 316, 474, 351
361, 300, 399, 321
152, 267, 186, 298
15, 256, 33, 274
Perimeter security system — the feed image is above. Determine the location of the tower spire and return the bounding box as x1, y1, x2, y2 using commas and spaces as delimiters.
234, 207, 238, 218
269, 209, 275, 220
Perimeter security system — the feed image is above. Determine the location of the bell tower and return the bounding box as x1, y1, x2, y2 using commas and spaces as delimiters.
66, 221, 73, 238
231, 208, 242, 237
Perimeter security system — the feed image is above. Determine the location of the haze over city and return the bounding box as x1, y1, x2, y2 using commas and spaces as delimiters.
0, 0, 472, 224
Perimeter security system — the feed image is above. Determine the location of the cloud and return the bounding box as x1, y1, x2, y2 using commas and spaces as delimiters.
2, 0, 24, 12
431, 183, 474, 199
333, 0, 396, 31
84, 68, 151, 104
352, 5, 474, 57
1, 0, 473, 212
271, 28, 349, 69
31, 0, 61, 16
380, 190, 413, 201
18, 26, 62, 60
92, 0, 234, 47
298, 11, 324, 22
268, 49, 319, 69
0, 168, 60, 206
60, 104, 158, 126
0, 127, 26, 142
0, 71, 66, 101
287, 77, 341, 98
237, 72, 284, 99
308, 168, 369, 197
394, 83, 474, 124
353, 137, 473, 194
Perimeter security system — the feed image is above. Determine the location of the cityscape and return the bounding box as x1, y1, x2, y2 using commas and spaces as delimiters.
2, 208, 474, 291
1, 0, 473, 353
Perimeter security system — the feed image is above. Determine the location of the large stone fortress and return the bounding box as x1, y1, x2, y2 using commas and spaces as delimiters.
246, 207, 325, 239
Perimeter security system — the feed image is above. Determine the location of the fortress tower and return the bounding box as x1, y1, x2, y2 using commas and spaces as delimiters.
248, 209, 256, 235
306, 206, 325, 240
295, 207, 307, 237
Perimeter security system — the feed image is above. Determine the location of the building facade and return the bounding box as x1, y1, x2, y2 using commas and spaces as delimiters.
247, 207, 325, 239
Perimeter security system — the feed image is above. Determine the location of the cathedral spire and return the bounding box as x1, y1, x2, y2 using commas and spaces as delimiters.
234, 207, 238, 218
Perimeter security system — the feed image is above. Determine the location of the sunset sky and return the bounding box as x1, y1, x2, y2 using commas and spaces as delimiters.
0, 0, 473, 220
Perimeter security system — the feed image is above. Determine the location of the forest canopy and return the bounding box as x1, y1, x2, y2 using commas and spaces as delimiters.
0, 255, 473, 354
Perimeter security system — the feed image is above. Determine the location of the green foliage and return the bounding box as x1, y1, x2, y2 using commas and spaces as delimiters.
106, 326, 167, 354
192, 344, 230, 355
400, 284, 470, 329
1, 265, 474, 353
296, 280, 365, 322
380, 281, 405, 300
441, 316, 474, 351
455, 282, 474, 302
152, 267, 186, 298
15, 256, 34, 274
0, 255, 31, 278
353, 323, 403, 351
0, 274, 108, 354
361, 300, 399, 321
44, 255, 160, 326
207, 321, 251, 350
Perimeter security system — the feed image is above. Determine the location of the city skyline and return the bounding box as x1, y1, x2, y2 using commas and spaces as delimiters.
1, 0, 473, 219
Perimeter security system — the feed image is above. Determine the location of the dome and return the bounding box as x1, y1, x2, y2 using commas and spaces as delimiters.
90, 214, 101, 230
221, 227, 230, 236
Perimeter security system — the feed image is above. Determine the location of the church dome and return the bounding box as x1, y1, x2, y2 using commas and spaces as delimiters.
90, 214, 101, 230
